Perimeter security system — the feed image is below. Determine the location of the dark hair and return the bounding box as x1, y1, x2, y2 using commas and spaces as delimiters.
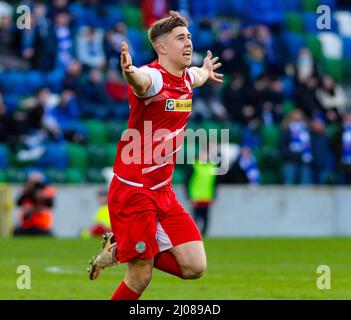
148, 11, 188, 45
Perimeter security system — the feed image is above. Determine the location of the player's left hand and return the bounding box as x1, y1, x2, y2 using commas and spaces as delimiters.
203, 50, 223, 84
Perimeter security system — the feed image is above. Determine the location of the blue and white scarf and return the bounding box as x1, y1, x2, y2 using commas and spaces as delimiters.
239, 153, 260, 185
342, 124, 351, 165
289, 121, 313, 163
56, 27, 73, 68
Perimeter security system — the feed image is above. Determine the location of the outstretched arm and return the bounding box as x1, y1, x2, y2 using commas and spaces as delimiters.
120, 41, 152, 96
189, 50, 223, 88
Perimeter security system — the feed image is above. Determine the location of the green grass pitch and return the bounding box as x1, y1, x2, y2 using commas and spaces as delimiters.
0, 237, 350, 299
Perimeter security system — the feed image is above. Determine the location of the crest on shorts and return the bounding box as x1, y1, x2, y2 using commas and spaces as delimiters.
135, 241, 146, 253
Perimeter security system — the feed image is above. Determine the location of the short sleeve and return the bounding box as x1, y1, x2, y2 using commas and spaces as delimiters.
187, 69, 195, 86
134, 66, 163, 99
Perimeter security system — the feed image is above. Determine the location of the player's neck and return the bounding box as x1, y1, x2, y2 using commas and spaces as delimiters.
158, 58, 184, 77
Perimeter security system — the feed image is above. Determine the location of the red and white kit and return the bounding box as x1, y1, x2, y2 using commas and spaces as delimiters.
109, 60, 202, 263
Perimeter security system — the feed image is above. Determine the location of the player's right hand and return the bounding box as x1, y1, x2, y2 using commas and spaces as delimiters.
120, 41, 135, 74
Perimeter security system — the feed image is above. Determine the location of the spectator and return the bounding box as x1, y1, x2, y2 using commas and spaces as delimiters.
80, 189, 111, 238
244, 41, 266, 81
105, 22, 134, 70
222, 73, 248, 122
20, 13, 37, 68
331, 111, 351, 184
23, 3, 58, 71
295, 48, 317, 85
261, 79, 284, 125
192, 82, 227, 121
25, 2, 57, 71
295, 75, 322, 118
21, 88, 62, 140
14, 171, 56, 236
0, 90, 11, 143
184, 149, 218, 235
239, 145, 260, 185
256, 24, 286, 75
33, 2, 51, 37
221, 145, 260, 185
63, 59, 83, 91
316, 75, 348, 123
105, 69, 128, 102
53, 11, 74, 69
47, 0, 69, 21
51, 90, 86, 143
310, 115, 333, 184
214, 22, 248, 76
280, 109, 313, 184
78, 68, 116, 119
0, 12, 28, 70
141, 0, 168, 27
0, 88, 29, 146
76, 26, 106, 70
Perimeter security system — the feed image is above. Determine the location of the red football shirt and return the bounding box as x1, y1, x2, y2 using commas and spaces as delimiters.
113, 60, 195, 190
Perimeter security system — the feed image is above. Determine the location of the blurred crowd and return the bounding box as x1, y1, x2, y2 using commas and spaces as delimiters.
0, 0, 351, 185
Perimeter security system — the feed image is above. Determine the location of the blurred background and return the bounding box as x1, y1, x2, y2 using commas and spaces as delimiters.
0, 0, 351, 238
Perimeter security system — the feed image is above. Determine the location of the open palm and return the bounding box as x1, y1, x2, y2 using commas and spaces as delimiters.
120, 41, 135, 74
202, 50, 224, 83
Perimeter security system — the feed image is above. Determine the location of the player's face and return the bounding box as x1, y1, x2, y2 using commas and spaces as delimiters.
165, 26, 193, 68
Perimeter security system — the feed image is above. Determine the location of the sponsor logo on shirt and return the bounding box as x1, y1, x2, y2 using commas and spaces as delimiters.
165, 99, 192, 112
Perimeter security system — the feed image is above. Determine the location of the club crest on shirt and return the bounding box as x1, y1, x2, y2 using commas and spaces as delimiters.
165, 99, 192, 112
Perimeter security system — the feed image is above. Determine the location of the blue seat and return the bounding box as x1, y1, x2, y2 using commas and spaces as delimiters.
284, 32, 306, 60
0, 144, 9, 169
318, 0, 336, 11
195, 29, 214, 51
342, 36, 351, 58
27, 71, 46, 90
283, 0, 301, 11
228, 0, 245, 15
3, 94, 20, 112
69, 3, 86, 30
105, 6, 123, 29
0, 71, 47, 95
127, 28, 148, 66
46, 69, 65, 93
62, 120, 88, 139
244, 0, 284, 25
282, 76, 295, 99
47, 143, 68, 169
127, 28, 144, 51
37, 143, 68, 169
304, 12, 320, 33
190, 0, 216, 19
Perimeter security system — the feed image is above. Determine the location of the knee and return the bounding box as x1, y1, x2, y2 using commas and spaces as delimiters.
125, 271, 152, 293
181, 261, 207, 280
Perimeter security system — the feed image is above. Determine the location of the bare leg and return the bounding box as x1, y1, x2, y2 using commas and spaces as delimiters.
124, 258, 154, 294
169, 241, 207, 279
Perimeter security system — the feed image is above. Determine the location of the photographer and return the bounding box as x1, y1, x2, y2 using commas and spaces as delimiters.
14, 171, 56, 236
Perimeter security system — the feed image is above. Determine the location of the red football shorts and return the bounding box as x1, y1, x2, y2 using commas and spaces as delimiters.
108, 176, 202, 263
